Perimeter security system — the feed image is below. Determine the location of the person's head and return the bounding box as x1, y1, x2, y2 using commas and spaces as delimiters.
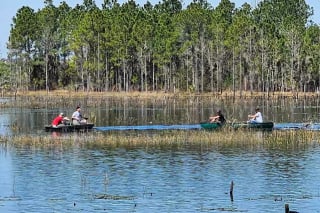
59, 112, 64, 117
76, 106, 81, 111
216, 109, 222, 115
255, 107, 260, 112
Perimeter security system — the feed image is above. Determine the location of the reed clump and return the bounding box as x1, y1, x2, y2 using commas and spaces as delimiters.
2, 90, 320, 109
0, 135, 75, 149
264, 130, 320, 147
1, 129, 320, 150
11, 90, 320, 99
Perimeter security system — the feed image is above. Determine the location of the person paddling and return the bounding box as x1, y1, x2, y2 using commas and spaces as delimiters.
72, 106, 87, 125
209, 110, 226, 124
248, 107, 263, 123
52, 113, 70, 127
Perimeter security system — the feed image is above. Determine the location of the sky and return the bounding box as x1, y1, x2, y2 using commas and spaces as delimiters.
1, 0, 319, 58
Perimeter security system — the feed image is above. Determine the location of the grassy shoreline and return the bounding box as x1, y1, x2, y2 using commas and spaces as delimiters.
2, 129, 320, 149
1, 89, 319, 109
5, 89, 320, 99
0, 90, 319, 148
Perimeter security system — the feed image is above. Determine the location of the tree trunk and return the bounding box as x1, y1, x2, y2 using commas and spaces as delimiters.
105, 56, 109, 91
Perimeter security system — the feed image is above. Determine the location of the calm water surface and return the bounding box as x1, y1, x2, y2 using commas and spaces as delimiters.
1, 142, 320, 212
1, 97, 320, 212
2, 96, 320, 134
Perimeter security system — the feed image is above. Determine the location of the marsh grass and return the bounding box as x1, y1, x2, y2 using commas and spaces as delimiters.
2, 129, 320, 150
2, 90, 320, 109
12, 90, 320, 99
265, 130, 320, 146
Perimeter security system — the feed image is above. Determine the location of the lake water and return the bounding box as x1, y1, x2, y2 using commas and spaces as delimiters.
1, 141, 320, 212
1, 96, 320, 212
3, 96, 320, 134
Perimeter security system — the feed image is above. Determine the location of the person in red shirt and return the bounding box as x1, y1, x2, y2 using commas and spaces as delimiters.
52, 113, 69, 127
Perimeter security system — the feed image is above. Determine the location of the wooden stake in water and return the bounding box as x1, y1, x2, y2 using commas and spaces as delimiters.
285, 204, 299, 213
285, 204, 289, 213
230, 180, 234, 202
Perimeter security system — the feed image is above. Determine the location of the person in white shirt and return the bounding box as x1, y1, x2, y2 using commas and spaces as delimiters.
248, 107, 263, 123
72, 106, 87, 125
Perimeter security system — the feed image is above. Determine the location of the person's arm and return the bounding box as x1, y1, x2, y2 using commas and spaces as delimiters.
248, 113, 258, 120
248, 114, 255, 119
209, 115, 219, 122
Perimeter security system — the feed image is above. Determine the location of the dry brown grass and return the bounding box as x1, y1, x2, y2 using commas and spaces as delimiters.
9, 89, 320, 99
0, 90, 318, 150
1, 89, 317, 110
2, 129, 320, 150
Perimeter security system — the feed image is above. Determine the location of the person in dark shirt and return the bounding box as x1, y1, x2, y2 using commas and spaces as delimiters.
209, 110, 226, 124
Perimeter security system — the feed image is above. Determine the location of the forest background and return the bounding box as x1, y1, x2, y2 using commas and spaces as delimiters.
0, 0, 320, 96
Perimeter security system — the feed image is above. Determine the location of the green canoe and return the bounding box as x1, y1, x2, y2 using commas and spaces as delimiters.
200, 122, 224, 130
200, 122, 274, 131
232, 122, 274, 131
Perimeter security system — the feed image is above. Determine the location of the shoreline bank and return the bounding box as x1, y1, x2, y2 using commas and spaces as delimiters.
7, 90, 320, 99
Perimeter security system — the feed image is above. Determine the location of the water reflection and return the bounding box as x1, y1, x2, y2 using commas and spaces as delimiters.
0, 144, 13, 195
1, 97, 320, 212
3, 97, 320, 135
1, 142, 320, 212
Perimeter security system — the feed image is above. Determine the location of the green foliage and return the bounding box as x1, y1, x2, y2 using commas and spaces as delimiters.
0, 61, 11, 90
6, 0, 320, 93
